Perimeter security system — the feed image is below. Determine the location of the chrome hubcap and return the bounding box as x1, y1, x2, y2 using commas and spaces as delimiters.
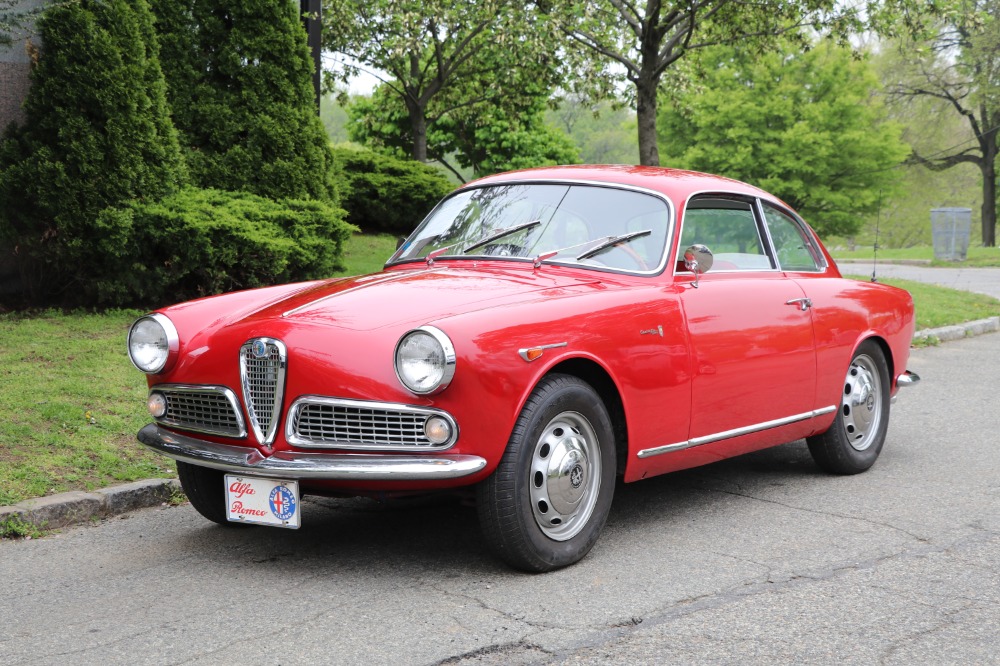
841, 354, 883, 451
529, 411, 601, 541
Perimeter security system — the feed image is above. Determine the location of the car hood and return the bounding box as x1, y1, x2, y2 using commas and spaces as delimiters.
231, 264, 603, 332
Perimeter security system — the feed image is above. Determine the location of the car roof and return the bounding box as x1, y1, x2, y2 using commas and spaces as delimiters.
464, 165, 777, 205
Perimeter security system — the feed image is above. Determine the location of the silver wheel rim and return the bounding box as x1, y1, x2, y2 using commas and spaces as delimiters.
841, 354, 883, 452
529, 411, 602, 541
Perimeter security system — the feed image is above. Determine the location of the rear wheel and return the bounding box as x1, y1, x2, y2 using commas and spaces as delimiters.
176, 461, 235, 526
807, 340, 890, 474
477, 374, 616, 572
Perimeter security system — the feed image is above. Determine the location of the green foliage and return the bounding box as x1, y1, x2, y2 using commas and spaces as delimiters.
0, 515, 44, 539
150, 0, 336, 202
658, 38, 909, 238
547, 98, 638, 165
0, 0, 186, 306
119, 187, 354, 306
332, 147, 452, 235
349, 82, 579, 179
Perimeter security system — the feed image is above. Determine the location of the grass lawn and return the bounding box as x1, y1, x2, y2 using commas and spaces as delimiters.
830, 245, 1000, 267
1, 234, 998, 506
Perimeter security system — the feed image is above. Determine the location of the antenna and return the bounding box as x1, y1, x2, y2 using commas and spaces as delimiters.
871, 189, 882, 283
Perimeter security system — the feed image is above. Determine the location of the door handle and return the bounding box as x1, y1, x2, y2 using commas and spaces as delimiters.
785, 297, 812, 311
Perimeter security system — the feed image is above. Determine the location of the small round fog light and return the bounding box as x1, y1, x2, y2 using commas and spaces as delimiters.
147, 392, 167, 418
424, 416, 453, 445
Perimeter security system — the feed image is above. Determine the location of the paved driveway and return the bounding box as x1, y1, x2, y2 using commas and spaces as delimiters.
837, 261, 1000, 300
1, 333, 997, 665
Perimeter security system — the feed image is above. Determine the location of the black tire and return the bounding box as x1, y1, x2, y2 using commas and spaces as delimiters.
477, 374, 616, 572
176, 461, 238, 526
807, 340, 891, 475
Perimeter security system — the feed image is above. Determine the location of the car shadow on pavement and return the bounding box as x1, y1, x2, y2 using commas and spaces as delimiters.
168, 438, 825, 574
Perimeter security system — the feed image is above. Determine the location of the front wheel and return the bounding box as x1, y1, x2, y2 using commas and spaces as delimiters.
176, 460, 239, 526
477, 374, 616, 572
807, 340, 891, 474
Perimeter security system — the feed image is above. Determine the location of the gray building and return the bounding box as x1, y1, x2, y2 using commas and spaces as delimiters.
0, 0, 45, 130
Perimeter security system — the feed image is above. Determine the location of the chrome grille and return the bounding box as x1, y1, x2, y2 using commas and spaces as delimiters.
153, 385, 245, 438
240, 338, 287, 445
287, 397, 458, 451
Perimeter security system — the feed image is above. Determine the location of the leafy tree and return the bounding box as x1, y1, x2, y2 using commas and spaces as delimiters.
150, 0, 336, 202
348, 80, 579, 180
323, 0, 559, 164
884, 0, 1000, 247
548, 97, 638, 165
0, 0, 186, 305
541, 0, 936, 167
658, 38, 909, 237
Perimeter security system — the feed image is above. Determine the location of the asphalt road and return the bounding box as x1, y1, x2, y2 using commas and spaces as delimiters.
837, 261, 1000, 300
2, 333, 998, 666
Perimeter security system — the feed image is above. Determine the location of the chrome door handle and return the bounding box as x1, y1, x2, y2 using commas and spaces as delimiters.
785, 297, 812, 311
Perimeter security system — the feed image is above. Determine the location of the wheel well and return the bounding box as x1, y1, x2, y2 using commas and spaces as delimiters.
547, 358, 628, 476
863, 336, 894, 383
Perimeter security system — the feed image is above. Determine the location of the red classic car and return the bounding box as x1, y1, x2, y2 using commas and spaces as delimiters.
129, 165, 919, 571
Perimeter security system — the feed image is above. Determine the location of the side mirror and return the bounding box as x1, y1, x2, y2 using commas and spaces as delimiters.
683, 244, 713, 288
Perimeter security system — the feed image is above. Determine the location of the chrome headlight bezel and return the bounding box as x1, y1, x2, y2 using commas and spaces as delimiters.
127, 313, 179, 374
393, 325, 456, 395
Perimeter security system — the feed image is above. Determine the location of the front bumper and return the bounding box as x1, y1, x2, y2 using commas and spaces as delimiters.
137, 423, 487, 481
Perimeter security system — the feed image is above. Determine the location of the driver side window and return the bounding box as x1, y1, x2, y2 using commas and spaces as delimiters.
680, 198, 773, 271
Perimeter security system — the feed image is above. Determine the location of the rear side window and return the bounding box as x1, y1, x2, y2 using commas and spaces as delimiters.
761, 203, 823, 272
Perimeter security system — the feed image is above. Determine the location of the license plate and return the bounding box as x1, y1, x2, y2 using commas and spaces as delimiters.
225, 475, 301, 529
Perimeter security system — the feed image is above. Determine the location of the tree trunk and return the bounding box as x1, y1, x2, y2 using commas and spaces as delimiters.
982, 152, 996, 247
635, 74, 660, 167
407, 101, 428, 162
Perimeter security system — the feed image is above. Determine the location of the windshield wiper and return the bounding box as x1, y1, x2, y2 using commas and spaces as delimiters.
463, 220, 541, 254
576, 230, 652, 261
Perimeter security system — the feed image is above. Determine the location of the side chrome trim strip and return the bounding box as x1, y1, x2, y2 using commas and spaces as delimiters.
637, 406, 837, 459
138, 424, 487, 481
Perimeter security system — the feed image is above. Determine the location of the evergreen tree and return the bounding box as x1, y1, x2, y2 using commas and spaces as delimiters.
151, 0, 336, 202
0, 0, 186, 304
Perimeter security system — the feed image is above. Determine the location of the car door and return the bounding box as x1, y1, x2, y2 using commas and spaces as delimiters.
677, 195, 818, 441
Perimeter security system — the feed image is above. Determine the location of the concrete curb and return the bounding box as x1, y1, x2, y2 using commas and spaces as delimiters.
0, 478, 180, 534
3, 317, 999, 538
913, 316, 1000, 344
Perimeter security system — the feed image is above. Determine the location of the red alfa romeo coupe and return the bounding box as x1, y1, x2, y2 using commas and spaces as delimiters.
129, 165, 919, 571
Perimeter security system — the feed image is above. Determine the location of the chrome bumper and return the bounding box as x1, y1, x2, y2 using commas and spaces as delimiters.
137, 424, 487, 481
897, 370, 920, 388
891, 370, 921, 404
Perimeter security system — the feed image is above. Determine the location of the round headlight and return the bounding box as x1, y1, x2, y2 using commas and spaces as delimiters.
127, 314, 178, 374
394, 326, 456, 395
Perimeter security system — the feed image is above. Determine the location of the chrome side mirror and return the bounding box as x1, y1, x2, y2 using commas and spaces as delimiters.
683, 244, 713, 288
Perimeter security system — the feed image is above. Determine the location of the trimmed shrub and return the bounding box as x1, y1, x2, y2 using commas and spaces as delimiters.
117, 188, 355, 307
333, 147, 453, 236
0, 0, 186, 306
150, 0, 337, 203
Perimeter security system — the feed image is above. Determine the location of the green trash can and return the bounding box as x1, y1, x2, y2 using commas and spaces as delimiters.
931, 208, 971, 261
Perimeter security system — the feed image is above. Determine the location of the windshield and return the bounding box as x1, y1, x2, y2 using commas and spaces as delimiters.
390, 183, 672, 273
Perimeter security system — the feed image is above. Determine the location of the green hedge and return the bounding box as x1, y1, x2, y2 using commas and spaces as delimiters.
113, 188, 355, 307
333, 147, 453, 236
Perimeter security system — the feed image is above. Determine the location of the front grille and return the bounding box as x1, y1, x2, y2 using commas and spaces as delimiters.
286, 397, 458, 451
240, 338, 287, 445
153, 385, 245, 438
